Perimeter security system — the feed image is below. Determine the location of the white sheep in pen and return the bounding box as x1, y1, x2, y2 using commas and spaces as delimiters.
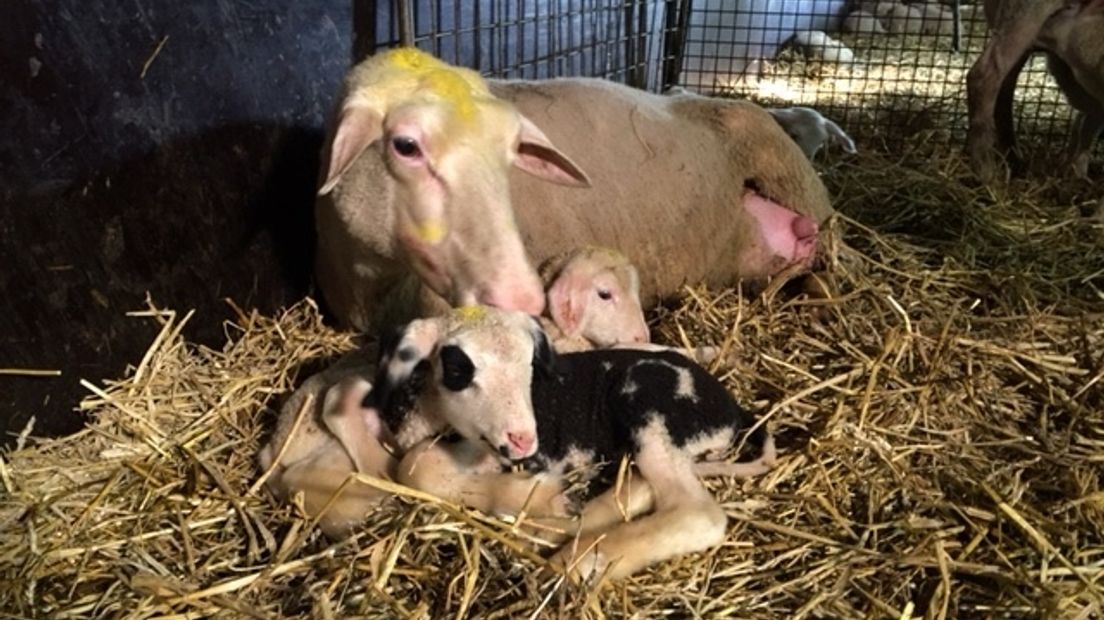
366, 306, 777, 582
769, 106, 858, 160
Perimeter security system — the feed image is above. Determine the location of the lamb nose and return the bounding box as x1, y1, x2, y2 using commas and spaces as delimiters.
506, 431, 534, 456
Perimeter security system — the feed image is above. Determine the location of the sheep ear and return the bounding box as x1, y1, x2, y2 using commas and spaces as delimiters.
825, 119, 857, 153
547, 269, 590, 339
368, 317, 443, 410
529, 318, 558, 376
514, 114, 591, 188
323, 377, 382, 473
319, 105, 384, 196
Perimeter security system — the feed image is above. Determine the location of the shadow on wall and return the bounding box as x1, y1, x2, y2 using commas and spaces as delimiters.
0, 123, 324, 445
682, 0, 848, 87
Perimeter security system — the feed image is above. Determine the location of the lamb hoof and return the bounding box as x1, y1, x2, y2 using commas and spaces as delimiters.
558, 483, 591, 517
552, 540, 610, 585
549, 491, 577, 517
692, 346, 721, 365
517, 482, 577, 518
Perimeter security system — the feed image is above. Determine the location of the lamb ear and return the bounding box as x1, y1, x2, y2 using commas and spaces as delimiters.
322, 377, 381, 473
319, 105, 384, 196
528, 318, 558, 376
547, 270, 590, 339
368, 317, 443, 409
514, 114, 591, 188
825, 119, 857, 154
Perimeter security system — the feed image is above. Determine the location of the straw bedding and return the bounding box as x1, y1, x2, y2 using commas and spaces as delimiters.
2, 139, 1102, 618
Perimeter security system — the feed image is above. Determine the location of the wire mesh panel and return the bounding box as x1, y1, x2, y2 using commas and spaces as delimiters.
677, 0, 1081, 151
359, 0, 688, 92
353, 0, 1094, 158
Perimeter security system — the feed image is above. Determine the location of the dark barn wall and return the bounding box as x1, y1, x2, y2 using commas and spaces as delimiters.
0, 0, 354, 443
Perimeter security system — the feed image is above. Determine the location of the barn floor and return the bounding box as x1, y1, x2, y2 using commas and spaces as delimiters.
1, 135, 1102, 617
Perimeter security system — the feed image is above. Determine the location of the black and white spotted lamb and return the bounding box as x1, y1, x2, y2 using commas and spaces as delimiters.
370, 306, 776, 581
518, 348, 775, 485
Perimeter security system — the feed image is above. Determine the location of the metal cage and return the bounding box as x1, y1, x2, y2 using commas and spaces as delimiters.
354, 0, 1088, 153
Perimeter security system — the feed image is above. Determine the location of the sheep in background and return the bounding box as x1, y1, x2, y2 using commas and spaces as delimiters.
915, 3, 955, 36
537, 246, 649, 352
967, 0, 1104, 184
539, 246, 721, 362
790, 30, 856, 65
873, 1, 926, 34
769, 106, 858, 160
843, 10, 887, 35
383, 306, 777, 582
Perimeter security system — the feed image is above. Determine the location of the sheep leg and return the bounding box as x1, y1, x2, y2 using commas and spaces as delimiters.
573, 439, 776, 531
525, 468, 658, 546
1044, 52, 1104, 179
399, 439, 658, 545
993, 52, 1030, 173
550, 437, 728, 582
280, 443, 393, 538
397, 437, 570, 518
321, 376, 398, 476
693, 434, 778, 478
1068, 109, 1104, 179
542, 433, 777, 547
966, 7, 1048, 183
264, 375, 398, 539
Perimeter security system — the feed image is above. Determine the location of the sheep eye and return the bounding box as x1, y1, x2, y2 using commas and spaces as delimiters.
391, 136, 421, 159
597, 289, 613, 301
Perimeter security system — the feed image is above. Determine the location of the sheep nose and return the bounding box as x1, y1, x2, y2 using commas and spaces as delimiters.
793, 214, 818, 240
481, 283, 546, 317
506, 431, 536, 458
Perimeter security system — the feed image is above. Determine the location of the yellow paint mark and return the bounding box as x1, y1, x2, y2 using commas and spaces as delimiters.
453, 305, 487, 322
386, 47, 447, 73
581, 245, 628, 262
421, 69, 477, 122
381, 47, 478, 123
416, 219, 447, 244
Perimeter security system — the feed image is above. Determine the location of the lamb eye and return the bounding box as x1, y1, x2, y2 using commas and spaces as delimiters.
597, 289, 613, 301
440, 345, 475, 391
391, 136, 421, 158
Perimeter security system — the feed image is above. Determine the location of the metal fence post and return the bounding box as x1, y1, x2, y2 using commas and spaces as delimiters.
661, 0, 691, 90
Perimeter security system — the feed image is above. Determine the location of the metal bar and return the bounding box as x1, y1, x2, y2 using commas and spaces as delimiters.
454, 0, 461, 63
952, 0, 962, 53
624, 0, 636, 84
517, 0, 524, 77
352, 0, 378, 61
661, 0, 690, 89
397, 0, 415, 47
635, 0, 648, 88
430, 0, 440, 56
474, 0, 482, 70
